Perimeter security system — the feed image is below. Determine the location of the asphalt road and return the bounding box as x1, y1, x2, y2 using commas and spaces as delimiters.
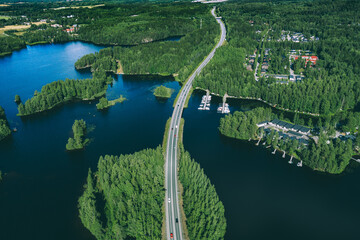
164, 7, 226, 240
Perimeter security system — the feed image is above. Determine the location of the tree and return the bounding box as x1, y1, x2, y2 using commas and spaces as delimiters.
14, 95, 21, 104
96, 97, 109, 110
0, 106, 11, 141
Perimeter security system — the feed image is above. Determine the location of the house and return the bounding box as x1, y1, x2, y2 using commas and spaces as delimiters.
257, 121, 269, 127
296, 76, 304, 82
65, 28, 75, 33
274, 75, 288, 80
301, 55, 318, 65
298, 126, 310, 134
288, 130, 303, 137
294, 55, 318, 65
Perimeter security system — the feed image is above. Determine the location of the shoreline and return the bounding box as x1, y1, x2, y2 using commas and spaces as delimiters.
194, 87, 321, 117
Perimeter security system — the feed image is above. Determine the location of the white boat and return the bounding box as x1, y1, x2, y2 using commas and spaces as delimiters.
205, 107, 210, 110
297, 160, 303, 167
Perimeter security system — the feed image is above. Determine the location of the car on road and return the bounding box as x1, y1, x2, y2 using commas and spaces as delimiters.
168, 198, 171, 203
176, 218, 178, 223
170, 233, 173, 239
176, 125, 178, 128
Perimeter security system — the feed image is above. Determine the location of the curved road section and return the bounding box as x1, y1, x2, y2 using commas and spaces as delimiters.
165, 7, 226, 240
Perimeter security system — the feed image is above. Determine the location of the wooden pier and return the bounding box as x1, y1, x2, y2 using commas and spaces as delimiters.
217, 93, 230, 113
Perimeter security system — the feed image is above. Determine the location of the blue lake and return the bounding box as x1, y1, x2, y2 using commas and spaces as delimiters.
0, 41, 360, 240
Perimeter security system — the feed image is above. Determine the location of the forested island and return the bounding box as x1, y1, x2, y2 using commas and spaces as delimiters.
66, 119, 89, 151
0, 106, 11, 141
153, 85, 173, 98
17, 69, 112, 116
96, 96, 125, 110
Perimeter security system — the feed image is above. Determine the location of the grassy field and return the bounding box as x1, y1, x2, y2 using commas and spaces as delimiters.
0, 16, 11, 20
0, 22, 45, 34
52, 4, 105, 10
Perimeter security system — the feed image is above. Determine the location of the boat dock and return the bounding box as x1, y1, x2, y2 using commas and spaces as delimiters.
198, 90, 211, 110
217, 93, 230, 114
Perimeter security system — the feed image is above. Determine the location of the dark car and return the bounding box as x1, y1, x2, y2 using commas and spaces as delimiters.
176, 218, 178, 223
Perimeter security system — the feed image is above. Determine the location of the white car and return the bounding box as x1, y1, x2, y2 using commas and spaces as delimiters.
175, 125, 178, 128
168, 198, 171, 203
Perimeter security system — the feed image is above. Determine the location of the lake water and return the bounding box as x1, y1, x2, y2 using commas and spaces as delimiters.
1, 42, 360, 240
0, 42, 180, 240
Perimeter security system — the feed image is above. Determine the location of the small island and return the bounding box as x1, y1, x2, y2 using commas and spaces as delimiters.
96, 96, 126, 110
66, 119, 89, 151
14, 95, 21, 104
153, 85, 173, 98
0, 106, 11, 141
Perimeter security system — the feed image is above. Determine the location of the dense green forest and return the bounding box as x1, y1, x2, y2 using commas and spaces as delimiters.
153, 85, 172, 98
0, 2, 216, 59
78, 147, 165, 240
66, 119, 89, 150
17, 69, 112, 116
179, 145, 226, 239
96, 96, 125, 110
75, 15, 218, 82
301, 136, 353, 174
0, 35, 25, 56
0, 106, 11, 141
219, 107, 272, 140
194, 0, 360, 115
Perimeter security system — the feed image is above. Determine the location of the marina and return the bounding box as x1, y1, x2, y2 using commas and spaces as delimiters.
198, 90, 211, 110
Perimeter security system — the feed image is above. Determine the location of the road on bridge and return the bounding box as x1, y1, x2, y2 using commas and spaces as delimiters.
165, 6, 226, 240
